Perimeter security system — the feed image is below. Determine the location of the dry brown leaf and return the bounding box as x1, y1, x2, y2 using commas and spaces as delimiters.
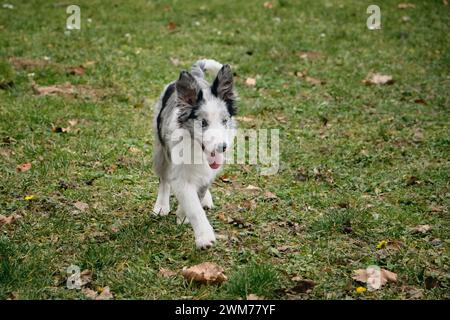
83, 286, 114, 300
245, 78, 256, 86
67, 66, 85, 76
74, 201, 89, 212
412, 224, 432, 234
170, 57, 181, 66
158, 268, 177, 278
82, 288, 98, 299
32, 82, 106, 100
16, 162, 32, 173
247, 294, 264, 300
167, 21, 177, 31
97, 286, 114, 300
363, 73, 394, 85
264, 191, 278, 200
305, 76, 325, 86
236, 116, 255, 123
444, 0, 448, 6
128, 146, 141, 154
217, 212, 227, 222
181, 262, 227, 284
80, 269, 92, 286
353, 267, 397, 290
0, 214, 22, 227
398, 3, 416, 9
52, 126, 70, 133
245, 184, 261, 192
263, 2, 273, 9
9, 57, 50, 69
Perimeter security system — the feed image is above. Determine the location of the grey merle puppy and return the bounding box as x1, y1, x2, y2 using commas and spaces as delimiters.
152, 59, 237, 249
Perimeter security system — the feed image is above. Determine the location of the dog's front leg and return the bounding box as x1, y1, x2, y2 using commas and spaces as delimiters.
172, 182, 216, 249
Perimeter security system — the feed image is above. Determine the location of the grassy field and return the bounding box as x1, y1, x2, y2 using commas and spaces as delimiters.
0, 0, 449, 300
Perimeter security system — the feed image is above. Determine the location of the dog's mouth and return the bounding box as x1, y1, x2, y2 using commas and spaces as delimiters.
202, 144, 222, 170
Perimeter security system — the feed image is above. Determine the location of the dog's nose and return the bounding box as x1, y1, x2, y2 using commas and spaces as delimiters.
216, 143, 227, 153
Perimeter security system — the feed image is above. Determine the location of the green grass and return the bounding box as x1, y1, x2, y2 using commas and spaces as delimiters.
0, 0, 449, 300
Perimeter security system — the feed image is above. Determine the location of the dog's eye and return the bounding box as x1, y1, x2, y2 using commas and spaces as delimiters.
202, 119, 208, 128
222, 119, 228, 125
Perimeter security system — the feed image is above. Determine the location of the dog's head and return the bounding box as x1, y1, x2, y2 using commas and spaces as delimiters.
175, 65, 237, 169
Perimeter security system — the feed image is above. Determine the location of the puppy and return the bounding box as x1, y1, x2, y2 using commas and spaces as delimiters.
152, 59, 237, 249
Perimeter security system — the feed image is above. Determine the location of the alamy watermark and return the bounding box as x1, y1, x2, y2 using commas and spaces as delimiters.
367, 5, 381, 30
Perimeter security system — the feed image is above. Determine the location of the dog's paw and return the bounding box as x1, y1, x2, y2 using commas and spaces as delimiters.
195, 230, 216, 249
201, 191, 214, 210
176, 208, 189, 224
152, 203, 170, 216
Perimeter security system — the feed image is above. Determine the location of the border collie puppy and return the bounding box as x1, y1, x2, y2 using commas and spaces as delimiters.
153, 59, 237, 249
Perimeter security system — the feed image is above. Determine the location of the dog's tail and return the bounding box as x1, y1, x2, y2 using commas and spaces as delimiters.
190, 59, 223, 79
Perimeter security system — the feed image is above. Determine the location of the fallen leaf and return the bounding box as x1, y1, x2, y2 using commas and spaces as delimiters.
158, 268, 177, 278
9, 57, 50, 70
24, 195, 34, 201
412, 224, 432, 234
305, 76, 325, 86
167, 21, 177, 31
67, 66, 85, 76
16, 162, 32, 173
444, 0, 448, 6
82, 288, 98, 300
247, 294, 264, 300
244, 184, 261, 192
0, 214, 22, 227
219, 175, 232, 183
297, 51, 323, 60
52, 126, 70, 133
67, 119, 79, 127
32, 82, 106, 100
181, 262, 227, 284
97, 286, 114, 300
236, 116, 255, 123
245, 78, 256, 86
264, 191, 278, 200
214, 212, 226, 224
406, 175, 420, 186
363, 73, 394, 85
80, 269, 92, 286
74, 201, 89, 212
170, 57, 181, 66
106, 164, 118, 174
413, 98, 427, 105
83, 286, 114, 300
263, 2, 273, 9
128, 146, 141, 154
398, 3, 416, 9
352, 267, 397, 290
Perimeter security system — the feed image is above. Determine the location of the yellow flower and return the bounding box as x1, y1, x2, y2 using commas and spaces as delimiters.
376, 239, 387, 249
356, 286, 367, 294
24, 195, 34, 201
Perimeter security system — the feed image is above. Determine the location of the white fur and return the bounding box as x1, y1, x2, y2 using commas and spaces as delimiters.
152, 59, 236, 249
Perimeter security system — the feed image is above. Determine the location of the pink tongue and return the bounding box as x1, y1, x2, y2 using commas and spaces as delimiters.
207, 153, 223, 170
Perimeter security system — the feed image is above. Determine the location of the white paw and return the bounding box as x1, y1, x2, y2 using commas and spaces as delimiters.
201, 191, 214, 210
176, 208, 190, 225
153, 203, 170, 216
195, 230, 216, 249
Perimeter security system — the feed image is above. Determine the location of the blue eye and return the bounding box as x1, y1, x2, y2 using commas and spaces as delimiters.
202, 119, 208, 128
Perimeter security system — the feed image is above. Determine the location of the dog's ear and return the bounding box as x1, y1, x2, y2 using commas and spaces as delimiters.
211, 65, 236, 116
176, 71, 202, 106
